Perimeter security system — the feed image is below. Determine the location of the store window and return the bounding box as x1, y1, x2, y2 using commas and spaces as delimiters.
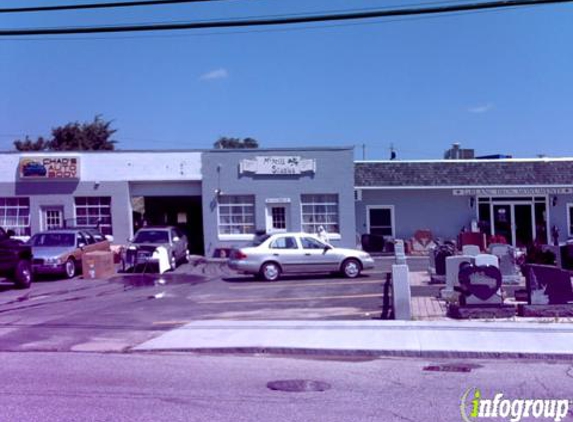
0, 197, 30, 236
74, 197, 113, 235
301, 194, 339, 234
218, 195, 255, 236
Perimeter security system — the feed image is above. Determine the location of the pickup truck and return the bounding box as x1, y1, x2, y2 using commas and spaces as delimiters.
0, 227, 33, 289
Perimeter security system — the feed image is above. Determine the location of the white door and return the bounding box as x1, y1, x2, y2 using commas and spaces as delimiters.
42, 207, 64, 230
265, 204, 289, 234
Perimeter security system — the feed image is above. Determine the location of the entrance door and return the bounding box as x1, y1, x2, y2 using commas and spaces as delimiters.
514, 204, 533, 247
266, 204, 289, 234
492, 203, 534, 247
41, 207, 64, 231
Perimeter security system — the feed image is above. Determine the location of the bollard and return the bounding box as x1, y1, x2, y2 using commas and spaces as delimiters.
392, 263, 412, 320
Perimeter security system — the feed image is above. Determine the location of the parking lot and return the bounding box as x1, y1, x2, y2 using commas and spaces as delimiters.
0, 257, 425, 352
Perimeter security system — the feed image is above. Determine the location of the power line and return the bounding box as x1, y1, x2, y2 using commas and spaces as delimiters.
0, 0, 570, 36
0, 0, 244, 14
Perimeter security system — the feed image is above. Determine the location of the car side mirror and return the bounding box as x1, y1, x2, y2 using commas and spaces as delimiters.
323, 245, 332, 252
78, 242, 86, 248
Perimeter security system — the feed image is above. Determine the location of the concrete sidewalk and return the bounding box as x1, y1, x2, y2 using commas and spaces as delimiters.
132, 320, 573, 359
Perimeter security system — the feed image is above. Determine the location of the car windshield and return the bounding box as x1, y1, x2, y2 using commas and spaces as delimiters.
31, 233, 75, 247
133, 230, 169, 244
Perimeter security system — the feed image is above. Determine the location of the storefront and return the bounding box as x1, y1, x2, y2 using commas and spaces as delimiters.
0, 147, 356, 257
355, 159, 573, 249
0, 151, 203, 251
201, 147, 356, 257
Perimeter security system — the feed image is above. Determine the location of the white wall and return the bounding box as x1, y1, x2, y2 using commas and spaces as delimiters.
0, 151, 202, 182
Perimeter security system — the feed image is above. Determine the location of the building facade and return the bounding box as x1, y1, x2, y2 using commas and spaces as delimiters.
355, 158, 573, 248
3, 150, 573, 256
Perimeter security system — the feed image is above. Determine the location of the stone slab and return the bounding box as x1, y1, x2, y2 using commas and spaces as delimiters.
518, 304, 573, 317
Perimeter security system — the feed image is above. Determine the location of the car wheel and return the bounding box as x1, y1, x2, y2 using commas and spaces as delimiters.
13, 260, 32, 289
341, 258, 361, 279
64, 258, 76, 279
170, 254, 177, 271
260, 262, 281, 282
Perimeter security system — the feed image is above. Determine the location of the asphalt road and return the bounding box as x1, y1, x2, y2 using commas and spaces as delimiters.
1, 352, 572, 422
0, 258, 411, 352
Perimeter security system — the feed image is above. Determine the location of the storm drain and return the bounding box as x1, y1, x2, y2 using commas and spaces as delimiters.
423, 363, 483, 373
266, 380, 331, 392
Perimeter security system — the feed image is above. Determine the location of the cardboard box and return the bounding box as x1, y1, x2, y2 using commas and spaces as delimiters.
82, 250, 115, 279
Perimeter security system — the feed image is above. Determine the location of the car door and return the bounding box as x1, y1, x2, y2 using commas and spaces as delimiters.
299, 236, 340, 272
268, 236, 301, 274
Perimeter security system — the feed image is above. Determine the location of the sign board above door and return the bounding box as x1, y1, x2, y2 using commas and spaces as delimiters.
239, 156, 316, 175
453, 187, 573, 196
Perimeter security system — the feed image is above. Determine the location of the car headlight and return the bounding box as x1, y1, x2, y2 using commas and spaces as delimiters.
45, 257, 63, 265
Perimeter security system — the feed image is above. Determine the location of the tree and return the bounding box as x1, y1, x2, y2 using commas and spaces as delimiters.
14, 116, 117, 151
213, 137, 259, 149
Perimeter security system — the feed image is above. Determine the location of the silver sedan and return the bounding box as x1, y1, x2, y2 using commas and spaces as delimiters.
228, 232, 375, 281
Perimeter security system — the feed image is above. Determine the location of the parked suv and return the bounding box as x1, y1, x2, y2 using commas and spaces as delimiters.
0, 227, 33, 289
123, 226, 189, 271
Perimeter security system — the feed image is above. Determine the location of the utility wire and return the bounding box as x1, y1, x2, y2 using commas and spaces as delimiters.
0, 0, 571, 36
0, 0, 243, 14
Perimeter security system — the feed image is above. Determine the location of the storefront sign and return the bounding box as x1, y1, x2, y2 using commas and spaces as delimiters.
453, 187, 573, 196
239, 156, 316, 175
265, 198, 291, 204
19, 157, 80, 180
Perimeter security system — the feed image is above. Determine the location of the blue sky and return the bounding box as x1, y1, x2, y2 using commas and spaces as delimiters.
1, 0, 572, 159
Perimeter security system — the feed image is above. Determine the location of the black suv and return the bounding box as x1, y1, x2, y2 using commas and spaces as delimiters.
0, 228, 33, 289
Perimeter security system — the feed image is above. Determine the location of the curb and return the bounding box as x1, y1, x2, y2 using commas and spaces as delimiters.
128, 346, 573, 361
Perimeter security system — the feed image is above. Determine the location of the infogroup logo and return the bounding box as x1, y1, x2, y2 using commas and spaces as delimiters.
460, 388, 571, 422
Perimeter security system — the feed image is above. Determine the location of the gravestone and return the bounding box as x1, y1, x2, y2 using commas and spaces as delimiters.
475, 253, 499, 268
518, 264, 573, 317
392, 264, 412, 320
441, 255, 475, 301
394, 239, 406, 265
430, 244, 455, 284
489, 243, 521, 284
462, 245, 480, 257
447, 263, 516, 319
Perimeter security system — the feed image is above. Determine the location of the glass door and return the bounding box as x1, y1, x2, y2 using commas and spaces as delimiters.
514, 204, 534, 247
493, 204, 513, 245
42, 207, 64, 230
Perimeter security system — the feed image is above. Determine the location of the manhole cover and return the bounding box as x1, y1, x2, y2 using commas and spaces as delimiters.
266, 380, 331, 392
423, 363, 483, 373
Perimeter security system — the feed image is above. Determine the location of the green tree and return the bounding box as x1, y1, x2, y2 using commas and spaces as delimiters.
14, 116, 117, 151
213, 137, 259, 149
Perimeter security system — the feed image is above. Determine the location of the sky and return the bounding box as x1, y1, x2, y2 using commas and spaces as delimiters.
1, 0, 572, 160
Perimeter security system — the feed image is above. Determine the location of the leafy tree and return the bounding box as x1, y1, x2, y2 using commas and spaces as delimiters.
14, 116, 117, 151
213, 137, 259, 149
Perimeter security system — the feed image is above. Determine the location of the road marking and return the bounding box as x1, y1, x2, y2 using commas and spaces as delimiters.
228, 279, 387, 290
197, 293, 383, 305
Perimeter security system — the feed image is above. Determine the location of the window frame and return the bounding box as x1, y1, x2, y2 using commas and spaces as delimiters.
217, 194, 256, 241
0, 197, 31, 237
74, 196, 113, 236
300, 194, 341, 239
366, 205, 395, 238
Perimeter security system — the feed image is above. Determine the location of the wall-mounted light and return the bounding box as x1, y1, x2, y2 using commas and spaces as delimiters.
94, 181, 100, 190
552, 196, 558, 207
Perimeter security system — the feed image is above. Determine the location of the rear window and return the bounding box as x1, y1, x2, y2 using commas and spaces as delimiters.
249, 234, 270, 247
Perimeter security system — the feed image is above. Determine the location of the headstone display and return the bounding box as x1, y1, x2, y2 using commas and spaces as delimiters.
519, 264, 573, 317
462, 245, 480, 257
475, 253, 499, 268
394, 239, 406, 265
441, 255, 475, 301
447, 262, 516, 318
489, 243, 520, 284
